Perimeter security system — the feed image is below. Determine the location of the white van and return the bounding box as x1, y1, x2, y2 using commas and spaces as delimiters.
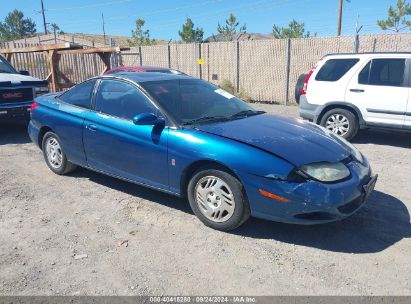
298, 53, 411, 140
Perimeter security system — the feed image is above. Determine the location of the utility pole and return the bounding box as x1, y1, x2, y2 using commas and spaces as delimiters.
337, 0, 351, 36
102, 13, 106, 45
354, 15, 363, 53
40, 0, 48, 34
337, 0, 343, 36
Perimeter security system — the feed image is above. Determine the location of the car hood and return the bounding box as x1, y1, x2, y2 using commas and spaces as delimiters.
0, 73, 46, 85
196, 114, 352, 167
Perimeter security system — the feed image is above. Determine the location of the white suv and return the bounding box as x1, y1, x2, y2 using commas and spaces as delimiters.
299, 53, 411, 140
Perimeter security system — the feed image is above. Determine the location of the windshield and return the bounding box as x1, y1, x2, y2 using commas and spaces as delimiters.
141, 79, 259, 125
0, 56, 17, 74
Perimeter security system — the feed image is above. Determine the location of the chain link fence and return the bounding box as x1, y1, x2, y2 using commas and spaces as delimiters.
3, 33, 411, 104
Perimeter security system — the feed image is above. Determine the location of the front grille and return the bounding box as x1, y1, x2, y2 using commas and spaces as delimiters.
0, 88, 33, 103
337, 195, 364, 214
294, 212, 335, 221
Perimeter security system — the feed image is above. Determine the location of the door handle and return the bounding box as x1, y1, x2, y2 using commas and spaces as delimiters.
350, 88, 365, 93
86, 124, 98, 131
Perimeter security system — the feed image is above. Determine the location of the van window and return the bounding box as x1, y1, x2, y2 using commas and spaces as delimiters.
315, 58, 359, 82
359, 59, 405, 87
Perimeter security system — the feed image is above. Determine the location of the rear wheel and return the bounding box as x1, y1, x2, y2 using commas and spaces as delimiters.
320, 108, 359, 140
187, 168, 250, 231
42, 131, 77, 175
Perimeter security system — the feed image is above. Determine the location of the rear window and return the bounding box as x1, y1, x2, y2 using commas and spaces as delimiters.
59, 79, 96, 109
145, 69, 172, 73
315, 58, 359, 82
106, 69, 126, 75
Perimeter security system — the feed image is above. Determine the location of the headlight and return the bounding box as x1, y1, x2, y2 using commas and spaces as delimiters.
299, 162, 350, 182
35, 86, 49, 97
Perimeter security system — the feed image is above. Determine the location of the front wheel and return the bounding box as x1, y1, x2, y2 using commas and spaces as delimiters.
320, 108, 359, 140
42, 131, 77, 175
187, 168, 250, 231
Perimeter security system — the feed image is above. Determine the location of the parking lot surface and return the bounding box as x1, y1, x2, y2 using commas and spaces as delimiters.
0, 104, 410, 295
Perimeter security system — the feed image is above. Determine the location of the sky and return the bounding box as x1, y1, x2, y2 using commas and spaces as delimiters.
0, 0, 402, 40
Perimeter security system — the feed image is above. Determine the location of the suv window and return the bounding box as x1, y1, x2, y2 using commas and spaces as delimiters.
59, 79, 96, 109
359, 58, 405, 87
315, 58, 359, 82
95, 79, 155, 120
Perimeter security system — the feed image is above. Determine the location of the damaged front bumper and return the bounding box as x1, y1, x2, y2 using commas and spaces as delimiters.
241, 160, 375, 224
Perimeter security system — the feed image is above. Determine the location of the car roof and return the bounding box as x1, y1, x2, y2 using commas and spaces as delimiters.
110, 66, 174, 71
100, 72, 193, 83
323, 52, 411, 59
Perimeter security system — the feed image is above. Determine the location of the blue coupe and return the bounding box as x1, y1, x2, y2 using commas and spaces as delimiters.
28, 73, 377, 231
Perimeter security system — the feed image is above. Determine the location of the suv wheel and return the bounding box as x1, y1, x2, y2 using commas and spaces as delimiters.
295, 73, 307, 104
187, 168, 250, 231
320, 108, 359, 140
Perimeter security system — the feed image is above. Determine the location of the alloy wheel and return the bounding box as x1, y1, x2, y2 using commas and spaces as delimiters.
325, 114, 350, 137
195, 176, 235, 223
45, 137, 63, 169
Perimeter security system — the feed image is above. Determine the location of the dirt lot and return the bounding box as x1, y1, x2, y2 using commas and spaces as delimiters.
0, 104, 410, 296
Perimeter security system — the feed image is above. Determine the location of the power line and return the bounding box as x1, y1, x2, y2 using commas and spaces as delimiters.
95, 0, 291, 31
58, 0, 224, 27
46, 0, 132, 12
41, 0, 387, 38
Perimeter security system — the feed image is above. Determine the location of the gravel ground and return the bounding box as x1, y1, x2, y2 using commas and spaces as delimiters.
0, 104, 410, 296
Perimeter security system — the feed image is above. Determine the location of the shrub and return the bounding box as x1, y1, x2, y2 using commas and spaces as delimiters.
218, 79, 251, 102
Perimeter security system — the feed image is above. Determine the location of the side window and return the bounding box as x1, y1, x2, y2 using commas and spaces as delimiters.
315, 58, 359, 81
367, 59, 405, 87
358, 61, 371, 85
59, 79, 96, 109
95, 79, 156, 120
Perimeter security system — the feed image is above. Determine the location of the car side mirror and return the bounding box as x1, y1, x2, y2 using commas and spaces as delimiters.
19, 70, 30, 76
132, 113, 165, 126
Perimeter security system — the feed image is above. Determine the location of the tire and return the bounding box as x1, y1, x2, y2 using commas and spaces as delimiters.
295, 73, 307, 104
42, 131, 77, 175
187, 167, 250, 231
320, 108, 359, 140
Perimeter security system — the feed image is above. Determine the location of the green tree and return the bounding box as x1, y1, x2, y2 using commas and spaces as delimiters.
378, 0, 411, 32
272, 19, 315, 39
128, 18, 153, 46
49, 23, 64, 35
0, 9, 36, 42
217, 13, 246, 41
178, 18, 204, 43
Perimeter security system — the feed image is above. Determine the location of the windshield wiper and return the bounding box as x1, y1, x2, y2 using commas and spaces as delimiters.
229, 110, 266, 119
182, 116, 229, 125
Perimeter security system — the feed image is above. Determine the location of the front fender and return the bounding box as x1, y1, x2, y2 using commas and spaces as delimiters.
318, 101, 365, 126
167, 128, 295, 195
